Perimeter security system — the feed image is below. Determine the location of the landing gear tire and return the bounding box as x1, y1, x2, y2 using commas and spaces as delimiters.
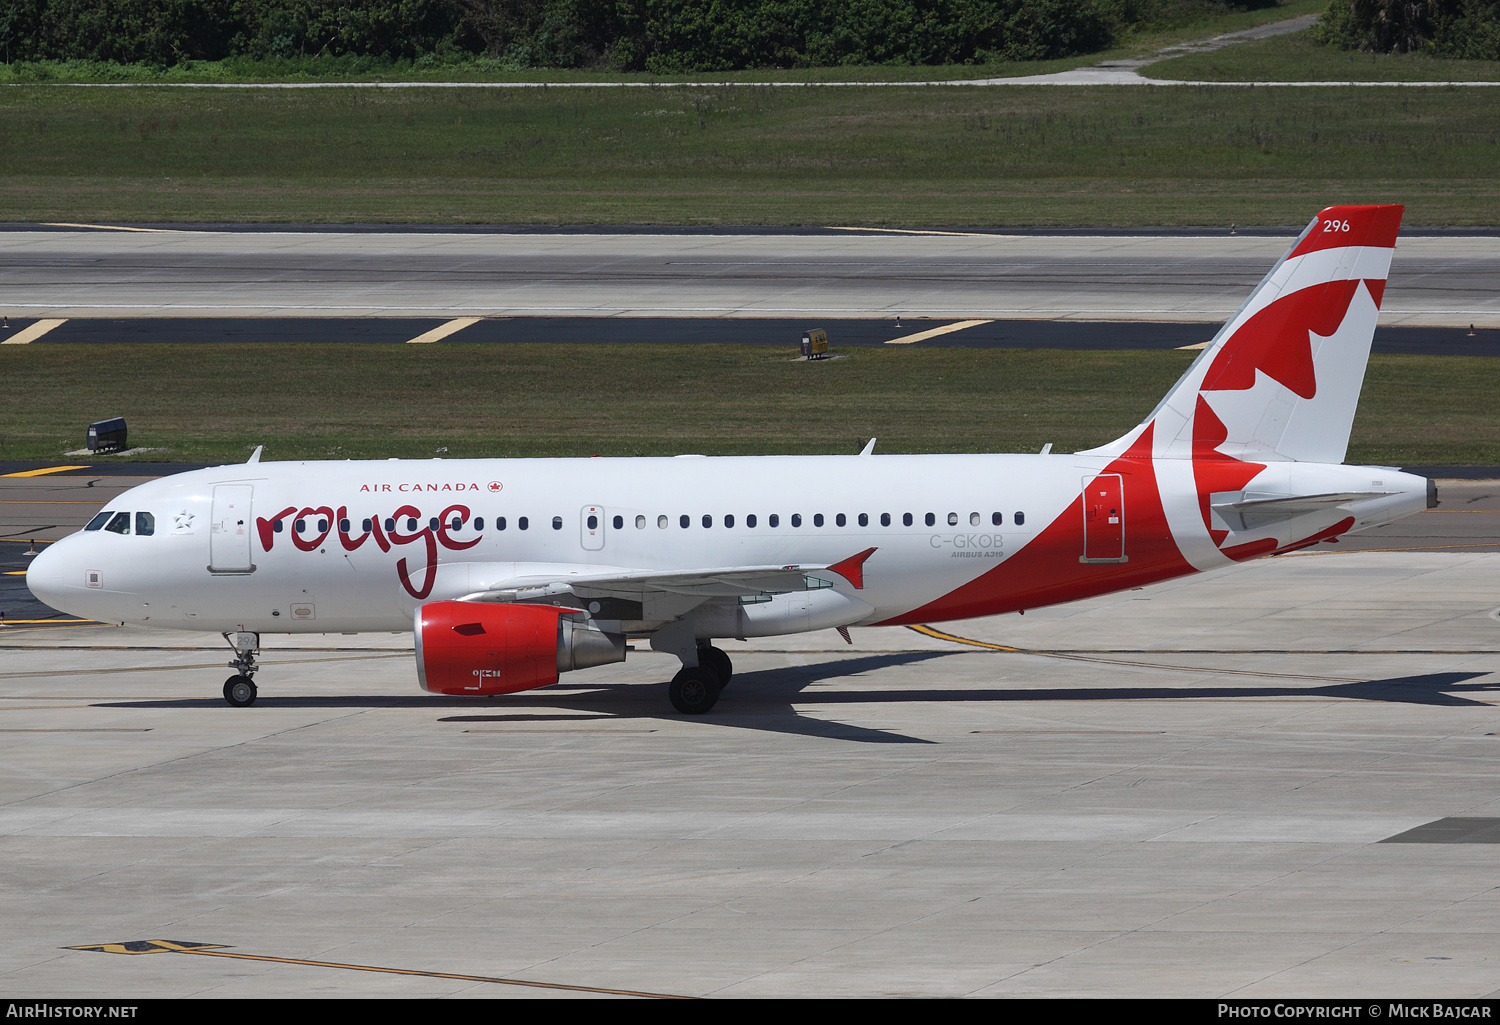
669, 666, 722, 715
698, 645, 733, 689
223, 675, 258, 707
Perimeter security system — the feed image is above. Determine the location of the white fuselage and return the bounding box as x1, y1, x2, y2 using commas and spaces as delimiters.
27, 452, 1429, 639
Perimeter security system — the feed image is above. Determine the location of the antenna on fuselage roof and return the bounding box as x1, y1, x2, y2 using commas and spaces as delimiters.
859, 438, 876, 456
247, 445, 263, 464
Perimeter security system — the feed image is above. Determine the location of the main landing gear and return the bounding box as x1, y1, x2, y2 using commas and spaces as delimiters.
222, 631, 260, 707
668, 644, 734, 715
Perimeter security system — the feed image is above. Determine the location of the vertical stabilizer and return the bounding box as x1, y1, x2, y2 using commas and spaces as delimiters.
1084, 204, 1403, 464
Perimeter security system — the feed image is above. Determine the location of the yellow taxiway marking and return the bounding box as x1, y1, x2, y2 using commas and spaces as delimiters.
1278, 541, 1500, 556
0, 465, 89, 477
1175, 340, 1213, 350
0, 652, 403, 680
0, 728, 152, 733
405, 316, 483, 344
884, 319, 993, 345
906, 624, 1357, 683
830, 226, 1002, 238
1, 318, 68, 345
41, 222, 186, 233
68, 939, 690, 997
908, 624, 1022, 651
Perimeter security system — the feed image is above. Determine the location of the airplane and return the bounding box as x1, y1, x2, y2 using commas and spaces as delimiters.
25, 204, 1433, 714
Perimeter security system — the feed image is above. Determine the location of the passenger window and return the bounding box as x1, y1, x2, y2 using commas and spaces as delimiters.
948, 512, 958, 526
836, 514, 846, 527
451, 517, 462, 531
384, 518, 395, 532
658, 515, 668, 528
319, 518, 329, 532
340, 519, 351, 533
429, 517, 439, 530
813, 514, 824, 527
613, 515, 623, 530
702, 515, 712, 528
552, 516, 562, 530
858, 513, 868, 527
1015, 512, 1025, 526
587, 515, 598, 529
791, 514, 802, 527
636, 515, 646, 529
769, 514, 780, 527
880, 513, 890, 527
497, 517, 506, 530
295, 519, 306, 532
680, 515, 690, 529
275, 520, 284, 532
969, 512, 980, 526
902, 513, 912, 527
925, 513, 936, 527
406, 517, 417, 531
135, 512, 155, 536
85, 511, 112, 531
104, 512, 131, 534
474, 517, 484, 530
992, 512, 1003, 525
363, 518, 373, 531
725, 514, 735, 528
747, 514, 757, 528
519, 516, 529, 530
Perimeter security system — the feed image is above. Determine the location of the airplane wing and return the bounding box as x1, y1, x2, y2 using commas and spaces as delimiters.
455, 548, 878, 606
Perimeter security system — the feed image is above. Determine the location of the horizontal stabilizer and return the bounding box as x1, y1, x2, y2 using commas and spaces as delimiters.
1210, 490, 1392, 531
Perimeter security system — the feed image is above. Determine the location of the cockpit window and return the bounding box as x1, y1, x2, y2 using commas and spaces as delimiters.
103, 512, 131, 534
85, 511, 112, 531
135, 512, 155, 536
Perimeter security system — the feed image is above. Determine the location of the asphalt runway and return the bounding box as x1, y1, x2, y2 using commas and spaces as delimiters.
1, 228, 1496, 326
3, 315, 1499, 355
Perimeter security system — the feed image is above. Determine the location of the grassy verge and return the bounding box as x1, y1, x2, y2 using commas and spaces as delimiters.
0, 83, 1496, 225
0, 2, 1326, 85
0, 346, 1494, 466
1147, 28, 1500, 81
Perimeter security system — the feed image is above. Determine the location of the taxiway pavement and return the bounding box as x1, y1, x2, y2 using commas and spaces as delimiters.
1, 547, 1498, 997
2, 471, 1499, 997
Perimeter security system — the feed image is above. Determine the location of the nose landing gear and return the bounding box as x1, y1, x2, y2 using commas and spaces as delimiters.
221, 631, 260, 707
223, 675, 258, 707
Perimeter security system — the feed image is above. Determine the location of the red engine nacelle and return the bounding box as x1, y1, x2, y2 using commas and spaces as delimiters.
414, 601, 625, 696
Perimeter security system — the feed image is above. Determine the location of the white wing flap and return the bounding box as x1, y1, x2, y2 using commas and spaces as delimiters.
458, 563, 827, 604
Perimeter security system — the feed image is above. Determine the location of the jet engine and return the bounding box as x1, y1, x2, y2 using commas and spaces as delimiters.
414, 601, 625, 696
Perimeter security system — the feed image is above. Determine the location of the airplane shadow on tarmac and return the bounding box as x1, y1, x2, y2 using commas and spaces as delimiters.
95, 651, 1498, 745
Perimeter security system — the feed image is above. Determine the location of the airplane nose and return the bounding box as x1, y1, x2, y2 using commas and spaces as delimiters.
25, 539, 76, 613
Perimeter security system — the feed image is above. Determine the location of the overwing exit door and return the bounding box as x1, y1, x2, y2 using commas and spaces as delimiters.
210, 484, 255, 573
1081, 474, 1126, 563
581, 505, 605, 550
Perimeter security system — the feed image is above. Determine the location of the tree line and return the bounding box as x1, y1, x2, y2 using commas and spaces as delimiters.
0, 0, 1284, 70
1313, 0, 1500, 60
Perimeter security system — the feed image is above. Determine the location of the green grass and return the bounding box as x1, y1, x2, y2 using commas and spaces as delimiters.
1147, 28, 1500, 81
0, 82, 1496, 225
1, 346, 1495, 466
